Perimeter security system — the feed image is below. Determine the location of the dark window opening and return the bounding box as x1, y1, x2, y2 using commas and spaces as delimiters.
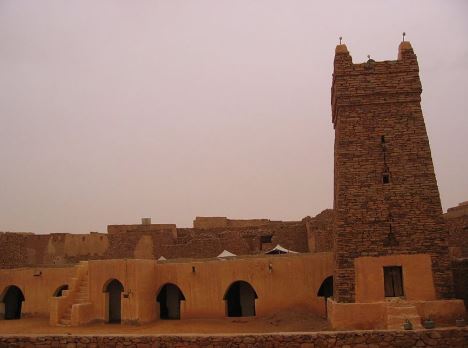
384, 266, 404, 297
260, 235, 273, 250
104, 279, 124, 323
1, 285, 25, 320
383, 173, 390, 184
157, 283, 185, 320
53, 284, 69, 297
224, 281, 257, 317
381, 135, 386, 144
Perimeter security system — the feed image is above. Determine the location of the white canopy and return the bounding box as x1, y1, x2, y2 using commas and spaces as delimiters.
264, 244, 298, 255
217, 250, 237, 258
158, 256, 167, 261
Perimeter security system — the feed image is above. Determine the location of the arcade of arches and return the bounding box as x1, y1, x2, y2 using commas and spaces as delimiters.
0, 251, 464, 330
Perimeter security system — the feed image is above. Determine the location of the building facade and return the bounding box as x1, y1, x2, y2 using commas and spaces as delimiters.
0, 41, 466, 330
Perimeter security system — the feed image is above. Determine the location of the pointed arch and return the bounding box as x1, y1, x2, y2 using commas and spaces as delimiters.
53, 284, 69, 297
223, 281, 257, 317
103, 279, 124, 323
317, 276, 333, 298
1, 285, 25, 320
317, 275, 333, 318
156, 283, 185, 320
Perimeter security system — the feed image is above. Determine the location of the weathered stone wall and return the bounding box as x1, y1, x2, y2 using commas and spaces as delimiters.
452, 258, 468, 310
445, 201, 468, 258
305, 209, 334, 253
0, 328, 467, 347
193, 217, 272, 229
0, 233, 50, 268
331, 42, 453, 302
0, 214, 323, 267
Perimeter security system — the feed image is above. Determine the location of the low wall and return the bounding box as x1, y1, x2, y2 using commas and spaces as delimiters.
327, 298, 466, 331
0, 328, 467, 347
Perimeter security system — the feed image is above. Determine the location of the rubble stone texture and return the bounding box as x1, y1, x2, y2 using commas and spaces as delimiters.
331, 42, 453, 302
0, 328, 467, 348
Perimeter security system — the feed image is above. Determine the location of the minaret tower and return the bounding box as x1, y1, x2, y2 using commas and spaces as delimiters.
331, 41, 453, 303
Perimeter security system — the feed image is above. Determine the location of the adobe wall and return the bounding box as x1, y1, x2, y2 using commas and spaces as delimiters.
84, 253, 333, 323
328, 298, 465, 331
1, 328, 467, 347
331, 41, 453, 302
0, 266, 75, 317
354, 254, 436, 303
0, 253, 333, 323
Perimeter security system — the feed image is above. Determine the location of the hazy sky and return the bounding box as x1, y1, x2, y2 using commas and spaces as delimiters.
1, 1, 467, 233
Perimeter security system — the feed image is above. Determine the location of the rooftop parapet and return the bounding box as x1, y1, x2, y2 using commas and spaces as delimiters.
331, 40, 420, 128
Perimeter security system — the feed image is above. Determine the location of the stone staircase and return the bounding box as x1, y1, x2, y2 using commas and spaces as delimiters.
56, 261, 91, 326
386, 300, 422, 330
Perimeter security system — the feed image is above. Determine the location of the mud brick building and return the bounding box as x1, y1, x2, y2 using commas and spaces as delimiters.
0, 41, 466, 330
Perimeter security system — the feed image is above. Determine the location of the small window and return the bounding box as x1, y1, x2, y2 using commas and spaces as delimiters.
383, 173, 390, 184
384, 266, 404, 297
260, 235, 272, 244
381, 135, 386, 144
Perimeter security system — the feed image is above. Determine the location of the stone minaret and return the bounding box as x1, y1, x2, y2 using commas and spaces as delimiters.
331, 41, 453, 302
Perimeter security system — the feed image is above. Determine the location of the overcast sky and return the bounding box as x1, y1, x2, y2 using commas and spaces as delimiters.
1, 1, 467, 234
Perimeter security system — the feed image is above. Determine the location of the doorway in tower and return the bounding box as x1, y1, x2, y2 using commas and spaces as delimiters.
0, 285, 25, 320
384, 266, 404, 297
104, 279, 124, 323
156, 283, 185, 320
224, 281, 257, 317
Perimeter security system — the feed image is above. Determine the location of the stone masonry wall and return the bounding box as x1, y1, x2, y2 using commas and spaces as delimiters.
452, 258, 468, 310
331, 42, 453, 302
0, 328, 467, 347
445, 202, 468, 258
0, 212, 326, 267
305, 209, 334, 252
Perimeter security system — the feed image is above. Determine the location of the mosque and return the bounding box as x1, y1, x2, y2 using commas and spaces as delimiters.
0, 40, 466, 331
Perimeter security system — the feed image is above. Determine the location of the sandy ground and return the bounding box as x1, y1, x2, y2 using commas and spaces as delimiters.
0, 311, 331, 335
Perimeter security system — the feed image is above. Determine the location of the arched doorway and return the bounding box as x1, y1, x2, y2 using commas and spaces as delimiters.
53, 284, 69, 297
317, 276, 333, 318
224, 281, 257, 317
1, 285, 25, 320
103, 279, 124, 323
156, 283, 185, 320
